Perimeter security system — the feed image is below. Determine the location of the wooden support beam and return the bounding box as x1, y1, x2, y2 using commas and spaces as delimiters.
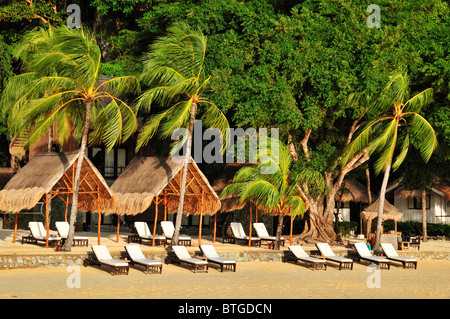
152, 196, 159, 247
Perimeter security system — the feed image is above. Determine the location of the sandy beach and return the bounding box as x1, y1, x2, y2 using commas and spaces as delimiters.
0, 256, 448, 299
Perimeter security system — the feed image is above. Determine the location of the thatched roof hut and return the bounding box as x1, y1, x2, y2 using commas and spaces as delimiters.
335, 179, 373, 203
211, 163, 250, 212
0, 151, 116, 213
393, 178, 450, 201
105, 156, 220, 216
360, 198, 403, 222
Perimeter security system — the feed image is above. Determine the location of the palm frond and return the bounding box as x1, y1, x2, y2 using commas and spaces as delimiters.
408, 113, 438, 163
392, 133, 409, 171
402, 88, 433, 113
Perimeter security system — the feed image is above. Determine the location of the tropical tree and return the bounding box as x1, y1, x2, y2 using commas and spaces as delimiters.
1, 26, 139, 251
135, 23, 229, 246
342, 72, 438, 251
221, 140, 305, 250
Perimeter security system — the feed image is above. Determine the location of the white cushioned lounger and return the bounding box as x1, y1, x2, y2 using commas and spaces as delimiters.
200, 245, 236, 272
316, 243, 353, 270
288, 245, 327, 270
172, 245, 208, 273
125, 244, 162, 273
354, 242, 390, 270
381, 243, 417, 269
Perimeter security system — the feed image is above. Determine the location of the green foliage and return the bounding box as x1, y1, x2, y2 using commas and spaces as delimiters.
384, 220, 450, 237
136, 22, 229, 152
1, 26, 140, 151
334, 221, 359, 236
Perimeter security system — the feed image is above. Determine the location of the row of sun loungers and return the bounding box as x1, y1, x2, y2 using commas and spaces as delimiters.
22, 222, 417, 272
85, 244, 236, 275
22, 221, 88, 247
286, 242, 417, 270
224, 222, 285, 247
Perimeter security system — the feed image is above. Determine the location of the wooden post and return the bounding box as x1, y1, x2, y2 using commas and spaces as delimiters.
164, 192, 168, 221
213, 212, 217, 243
97, 188, 101, 245
248, 204, 252, 247
64, 194, 71, 222
152, 196, 159, 247
394, 219, 397, 233
198, 191, 204, 246
45, 194, 49, 248
13, 213, 18, 243
290, 215, 293, 246
116, 214, 120, 243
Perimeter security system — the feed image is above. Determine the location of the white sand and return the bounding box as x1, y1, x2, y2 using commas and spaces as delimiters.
0, 259, 448, 299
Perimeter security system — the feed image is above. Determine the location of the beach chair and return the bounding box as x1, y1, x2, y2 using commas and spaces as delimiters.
287, 245, 327, 270
354, 242, 390, 270
171, 245, 208, 273
315, 243, 353, 270
380, 243, 417, 269
409, 236, 421, 250
55, 221, 89, 246
160, 221, 191, 246
200, 245, 236, 272
86, 245, 129, 275
130, 221, 166, 246
125, 245, 163, 274
227, 222, 261, 247
253, 223, 285, 247
22, 221, 61, 247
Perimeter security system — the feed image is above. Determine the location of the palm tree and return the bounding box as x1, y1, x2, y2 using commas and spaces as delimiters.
342, 72, 437, 251
1, 26, 139, 251
221, 141, 305, 250
135, 23, 229, 246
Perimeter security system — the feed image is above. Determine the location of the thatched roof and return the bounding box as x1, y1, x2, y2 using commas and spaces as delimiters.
394, 178, 450, 201
360, 198, 403, 221
0, 152, 117, 213
105, 156, 220, 216
335, 179, 373, 203
211, 163, 250, 212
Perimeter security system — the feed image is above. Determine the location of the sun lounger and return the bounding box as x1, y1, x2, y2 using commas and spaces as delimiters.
315, 243, 353, 270
287, 245, 327, 270
171, 245, 208, 273
87, 245, 129, 275
22, 221, 61, 247
226, 222, 261, 247
200, 245, 236, 272
381, 243, 417, 269
160, 221, 191, 246
253, 223, 285, 247
55, 221, 88, 246
125, 245, 163, 274
130, 221, 166, 246
354, 242, 390, 270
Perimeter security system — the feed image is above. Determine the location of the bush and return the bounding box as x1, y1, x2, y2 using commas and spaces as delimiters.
384, 221, 450, 237
335, 221, 359, 236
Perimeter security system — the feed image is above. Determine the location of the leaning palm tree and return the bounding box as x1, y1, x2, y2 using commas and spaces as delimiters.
1, 26, 139, 251
342, 72, 437, 251
221, 140, 305, 250
135, 23, 229, 246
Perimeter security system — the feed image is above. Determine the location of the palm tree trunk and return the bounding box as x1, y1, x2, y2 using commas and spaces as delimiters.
374, 163, 391, 252
171, 101, 196, 246
365, 167, 372, 204
274, 214, 284, 250
422, 190, 428, 242
61, 101, 92, 252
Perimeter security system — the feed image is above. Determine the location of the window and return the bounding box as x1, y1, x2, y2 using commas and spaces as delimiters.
87, 147, 127, 178
407, 195, 430, 210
